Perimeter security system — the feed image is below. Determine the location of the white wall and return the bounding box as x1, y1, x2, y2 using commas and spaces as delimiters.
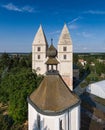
58, 44, 73, 90
28, 103, 80, 130
28, 104, 38, 130
32, 45, 47, 75
70, 106, 80, 130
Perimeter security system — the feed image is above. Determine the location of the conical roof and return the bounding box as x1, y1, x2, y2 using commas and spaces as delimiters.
58, 24, 72, 45
28, 74, 80, 115
32, 25, 48, 46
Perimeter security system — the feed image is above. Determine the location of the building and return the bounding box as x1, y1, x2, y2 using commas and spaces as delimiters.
28, 44, 81, 130
78, 59, 87, 66
73, 64, 79, 80
58, 24, 73, 90
86, 80, 105, 99
32, 25, 48, 75
32, 24, 73, 90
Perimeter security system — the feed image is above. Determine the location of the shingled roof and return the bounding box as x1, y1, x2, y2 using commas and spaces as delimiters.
28, 74, 80, 115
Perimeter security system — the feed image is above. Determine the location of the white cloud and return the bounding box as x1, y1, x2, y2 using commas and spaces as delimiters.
77, 32, 93, 38
68, 17, 81, 25
84, 10, 105, 15
67, 17, 81, 30
82, 32, 93, 38
83, 47, 88, 50
2, 3, 21, 12
49, 30, 60, 35
22, 6, 35, 13
2, 3, 36, 13
73, 44, 89, 52
68, 24, 78, 29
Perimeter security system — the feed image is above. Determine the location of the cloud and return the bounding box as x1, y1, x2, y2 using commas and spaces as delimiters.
68, 24, 78, 29
68, 17, 81, 25
83, 47, 88, 50
2, 3, 21, 12
22, 6, 35, 13
77, 32, 93, 38
67, 17, 81, 30
1, 3, 36, 13
49, 30, 60, 35
82, 32, 93, 38
84, 10, 105, 15
74, 46, 89, 52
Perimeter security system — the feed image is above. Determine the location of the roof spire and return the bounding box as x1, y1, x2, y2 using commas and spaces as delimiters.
32, 25, 48, 46
58, 24, 72, 45
51, 38, 53, 45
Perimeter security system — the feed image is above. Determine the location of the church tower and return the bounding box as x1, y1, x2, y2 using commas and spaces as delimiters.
28, 44, 80, 130
32, 25, 48, 75
58, 24, 73, 90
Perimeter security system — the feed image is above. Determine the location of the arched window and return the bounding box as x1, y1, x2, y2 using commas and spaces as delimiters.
37, 47, 41, 51
37, 114, 40, 130
63, 46, 67, 51
37, 55, 40, 59
59, 120, 64, 130
63, 55, 67, 59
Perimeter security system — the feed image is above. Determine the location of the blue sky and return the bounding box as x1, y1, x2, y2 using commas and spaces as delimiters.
0, 0, 105, 52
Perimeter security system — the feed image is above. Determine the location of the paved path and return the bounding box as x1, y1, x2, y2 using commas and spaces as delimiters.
82, 107, 105, 125
89, 94, 105, 113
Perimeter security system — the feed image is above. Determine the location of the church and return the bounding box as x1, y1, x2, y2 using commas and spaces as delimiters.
27, 24, 81, 130
32, 24, 73, 90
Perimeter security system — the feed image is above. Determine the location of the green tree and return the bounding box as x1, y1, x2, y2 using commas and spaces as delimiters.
73, 54, 78, 64
0, 114, 14, 130
95, 62, 105, 76
0, 66, 43, 123
0, 53, 10, 69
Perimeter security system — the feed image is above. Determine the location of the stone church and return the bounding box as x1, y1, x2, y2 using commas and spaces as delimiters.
32, 24, 73, 90
27, 28, 81, 129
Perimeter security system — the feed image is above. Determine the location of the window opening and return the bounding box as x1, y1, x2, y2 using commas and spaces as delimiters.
63, 47, 67, 51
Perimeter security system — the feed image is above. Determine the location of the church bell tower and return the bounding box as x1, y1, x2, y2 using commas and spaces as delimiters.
58, 24, 73, 90
32, 25, 48, 75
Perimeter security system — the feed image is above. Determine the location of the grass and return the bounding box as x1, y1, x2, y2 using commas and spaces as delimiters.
80, 82, 88, 88
94, 96, 105, 106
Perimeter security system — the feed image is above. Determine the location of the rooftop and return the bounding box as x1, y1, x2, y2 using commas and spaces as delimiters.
29, 74, 80, 115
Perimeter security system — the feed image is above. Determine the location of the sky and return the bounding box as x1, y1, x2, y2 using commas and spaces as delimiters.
0, 0, 105, 52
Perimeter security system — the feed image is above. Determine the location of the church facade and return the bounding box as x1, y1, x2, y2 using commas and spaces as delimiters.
32, 24, 73, 90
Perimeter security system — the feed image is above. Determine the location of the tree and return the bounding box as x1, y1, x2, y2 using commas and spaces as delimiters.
0, 53, 10, 69
0, 114, 14, 130
0, 66, 43, 123
73, 54, 78, 64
